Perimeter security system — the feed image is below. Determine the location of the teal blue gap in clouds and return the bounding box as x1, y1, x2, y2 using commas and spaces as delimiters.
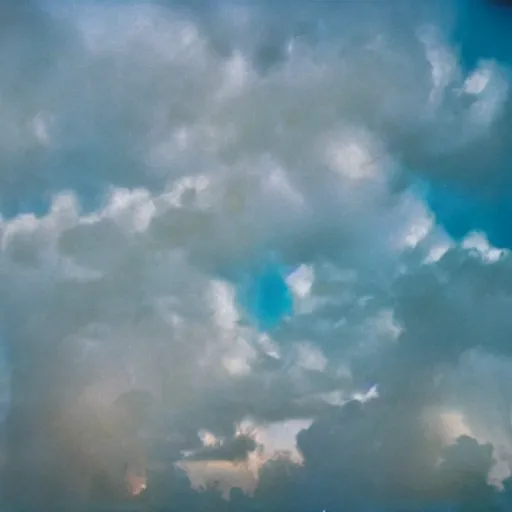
235, 260, 294, 332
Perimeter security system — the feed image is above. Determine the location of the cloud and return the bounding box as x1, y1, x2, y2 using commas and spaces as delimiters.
2, 0, 512, 510
183, 434, 257, 462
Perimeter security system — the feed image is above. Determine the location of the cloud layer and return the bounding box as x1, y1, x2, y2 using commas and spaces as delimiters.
2, 0, 512, 510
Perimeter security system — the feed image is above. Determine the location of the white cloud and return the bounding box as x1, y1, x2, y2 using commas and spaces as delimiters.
462, 231, 506, 263
295, 343, 327, 373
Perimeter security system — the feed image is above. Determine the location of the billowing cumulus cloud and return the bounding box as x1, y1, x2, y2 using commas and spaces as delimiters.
2, 0, 512, 510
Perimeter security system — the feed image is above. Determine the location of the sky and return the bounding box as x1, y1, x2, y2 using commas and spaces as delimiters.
2, 0, 512, 511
